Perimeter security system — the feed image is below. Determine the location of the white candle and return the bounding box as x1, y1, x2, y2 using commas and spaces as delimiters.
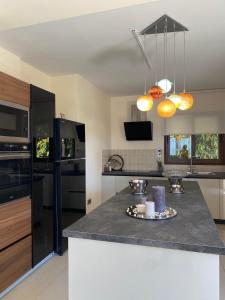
145, 201, 155, 218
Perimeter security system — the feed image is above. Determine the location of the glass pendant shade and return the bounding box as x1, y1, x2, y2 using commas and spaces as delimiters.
168, 94, 183, 108
148, 85, 163, 100
136, 95, 153, 111
157, 99, 176, 118
178, 93, 194, 110
157, 79, 172, 93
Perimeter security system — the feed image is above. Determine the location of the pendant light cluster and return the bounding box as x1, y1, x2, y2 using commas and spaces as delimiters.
133, 15, 194, 118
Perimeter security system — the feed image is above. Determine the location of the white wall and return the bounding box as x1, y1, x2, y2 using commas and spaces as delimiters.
0, 46, 111, 212
52, 74, 111, 212
110, 95, 164, 150
0, 46, 52, 91
110, 91, 225, 150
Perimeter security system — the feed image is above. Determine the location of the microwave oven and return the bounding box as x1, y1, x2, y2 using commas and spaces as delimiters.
0, 100, 29, 143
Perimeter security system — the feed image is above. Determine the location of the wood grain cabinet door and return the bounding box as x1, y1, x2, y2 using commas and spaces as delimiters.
0, 235, 32, 292
0, 72, 30, 107
0, 197, 31, 250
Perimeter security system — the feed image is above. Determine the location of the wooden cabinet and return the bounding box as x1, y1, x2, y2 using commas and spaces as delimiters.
0, 197, 31, 250
0, 72, 30, 107
0, 235, 32, 292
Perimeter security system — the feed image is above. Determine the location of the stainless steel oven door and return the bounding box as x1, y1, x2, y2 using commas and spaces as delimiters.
0, 100, 29, 143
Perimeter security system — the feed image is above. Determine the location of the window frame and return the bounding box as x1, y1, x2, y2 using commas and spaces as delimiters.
164, 134, 225, 165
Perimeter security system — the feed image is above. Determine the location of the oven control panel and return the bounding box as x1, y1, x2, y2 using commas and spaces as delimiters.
0, 143, 30, 152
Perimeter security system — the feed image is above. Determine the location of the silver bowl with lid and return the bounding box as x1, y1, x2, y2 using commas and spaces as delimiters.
129, 179, 148, 195
163, 170, 186, 194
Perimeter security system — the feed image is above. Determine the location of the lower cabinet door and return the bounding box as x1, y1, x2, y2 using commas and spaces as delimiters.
0, 197, 31, 250
0, 235, 32, 293
197, 179, 220, 219
183, 178, 220, 219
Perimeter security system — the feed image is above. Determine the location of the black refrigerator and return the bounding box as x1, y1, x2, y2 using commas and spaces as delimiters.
54, 118, 86, 255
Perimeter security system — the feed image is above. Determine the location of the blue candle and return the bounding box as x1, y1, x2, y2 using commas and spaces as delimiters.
152, 186, 166, 213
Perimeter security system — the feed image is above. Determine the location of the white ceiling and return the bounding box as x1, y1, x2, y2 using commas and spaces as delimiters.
0, 0, 153, 30
0, 0, 225, 96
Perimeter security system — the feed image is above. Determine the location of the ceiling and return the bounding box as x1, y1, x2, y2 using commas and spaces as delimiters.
0, 0, 225, 96
0, 0, 153, 30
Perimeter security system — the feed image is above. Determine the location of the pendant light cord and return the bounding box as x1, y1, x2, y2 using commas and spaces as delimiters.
164, 16, 168, 98
183, 29, 186, 93
173, 23, 176, 94
143, 34, 147, 95
155, 25, 158, 85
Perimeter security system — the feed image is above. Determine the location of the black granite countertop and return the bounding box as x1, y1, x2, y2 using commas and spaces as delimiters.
63, 180, 225, 255
102, 170, 225, 179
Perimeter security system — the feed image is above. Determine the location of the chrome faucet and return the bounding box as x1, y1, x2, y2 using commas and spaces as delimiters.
189, 155, 200, 173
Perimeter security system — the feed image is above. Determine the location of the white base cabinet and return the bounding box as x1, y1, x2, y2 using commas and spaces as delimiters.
183, 178, 223, 220
68, 237, 220, 300
219, 180, 225, 220
102, 176, 166, 203
197, 179, 220, 220
101, 176, 116, 203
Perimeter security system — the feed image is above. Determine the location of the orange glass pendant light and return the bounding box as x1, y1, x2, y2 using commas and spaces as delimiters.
178, 93, 193, 110
157, 99, 176, 118
149, 85, 163, 100
136, 95, 153, 112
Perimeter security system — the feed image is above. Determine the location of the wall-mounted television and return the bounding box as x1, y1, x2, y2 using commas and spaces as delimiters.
124, 121, 153, 141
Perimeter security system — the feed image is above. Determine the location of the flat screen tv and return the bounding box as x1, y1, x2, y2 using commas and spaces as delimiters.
124, 121, 153, 141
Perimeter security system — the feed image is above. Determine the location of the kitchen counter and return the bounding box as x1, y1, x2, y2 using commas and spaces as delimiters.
64, 180, 225, 255
64, 179, 225, 300
102, 170, 225, 179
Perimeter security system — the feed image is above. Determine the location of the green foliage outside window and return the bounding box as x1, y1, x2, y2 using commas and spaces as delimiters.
36, 137, 49, 158
195, 134, 219, 159
169, 134, 220, 160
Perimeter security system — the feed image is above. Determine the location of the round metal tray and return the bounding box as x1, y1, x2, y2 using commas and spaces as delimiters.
126, 204, 177, 220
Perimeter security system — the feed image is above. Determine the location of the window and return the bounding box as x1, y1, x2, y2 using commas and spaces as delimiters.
164, 134, 225, 165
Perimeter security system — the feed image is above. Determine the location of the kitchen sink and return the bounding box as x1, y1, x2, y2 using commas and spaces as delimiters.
186, 171, 215, 175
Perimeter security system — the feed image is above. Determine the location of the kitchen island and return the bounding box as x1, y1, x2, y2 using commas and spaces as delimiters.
63, 180, 225, 300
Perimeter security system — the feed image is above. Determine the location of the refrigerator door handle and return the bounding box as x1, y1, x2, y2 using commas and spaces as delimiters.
55, 158, 85, 163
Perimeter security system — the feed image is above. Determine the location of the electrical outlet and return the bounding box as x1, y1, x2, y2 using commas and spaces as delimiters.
87, 199, 92, 205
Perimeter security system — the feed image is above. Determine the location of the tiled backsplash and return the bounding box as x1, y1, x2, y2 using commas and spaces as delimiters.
102, 149, 225, 172
102, 149, 159, 171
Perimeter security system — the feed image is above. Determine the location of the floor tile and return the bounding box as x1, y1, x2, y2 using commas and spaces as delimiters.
2, 253, 68, 300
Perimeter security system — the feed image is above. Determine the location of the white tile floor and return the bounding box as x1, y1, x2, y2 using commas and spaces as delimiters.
2, 225, 225, 300
2, 252, 68, 300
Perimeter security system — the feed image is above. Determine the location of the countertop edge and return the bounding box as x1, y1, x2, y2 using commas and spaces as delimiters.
102, 171, 225, 179
63, 229, 225, 255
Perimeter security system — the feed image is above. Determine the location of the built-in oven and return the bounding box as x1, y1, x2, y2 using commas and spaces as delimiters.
0, 143, 30, 204
0, 100, 29, 143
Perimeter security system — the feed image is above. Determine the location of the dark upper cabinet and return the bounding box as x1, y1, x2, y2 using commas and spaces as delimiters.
30, 85, 55, 266
30, 85, 55, 138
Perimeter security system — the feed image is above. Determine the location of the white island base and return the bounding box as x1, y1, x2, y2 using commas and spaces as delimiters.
68, 237, 222, 300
